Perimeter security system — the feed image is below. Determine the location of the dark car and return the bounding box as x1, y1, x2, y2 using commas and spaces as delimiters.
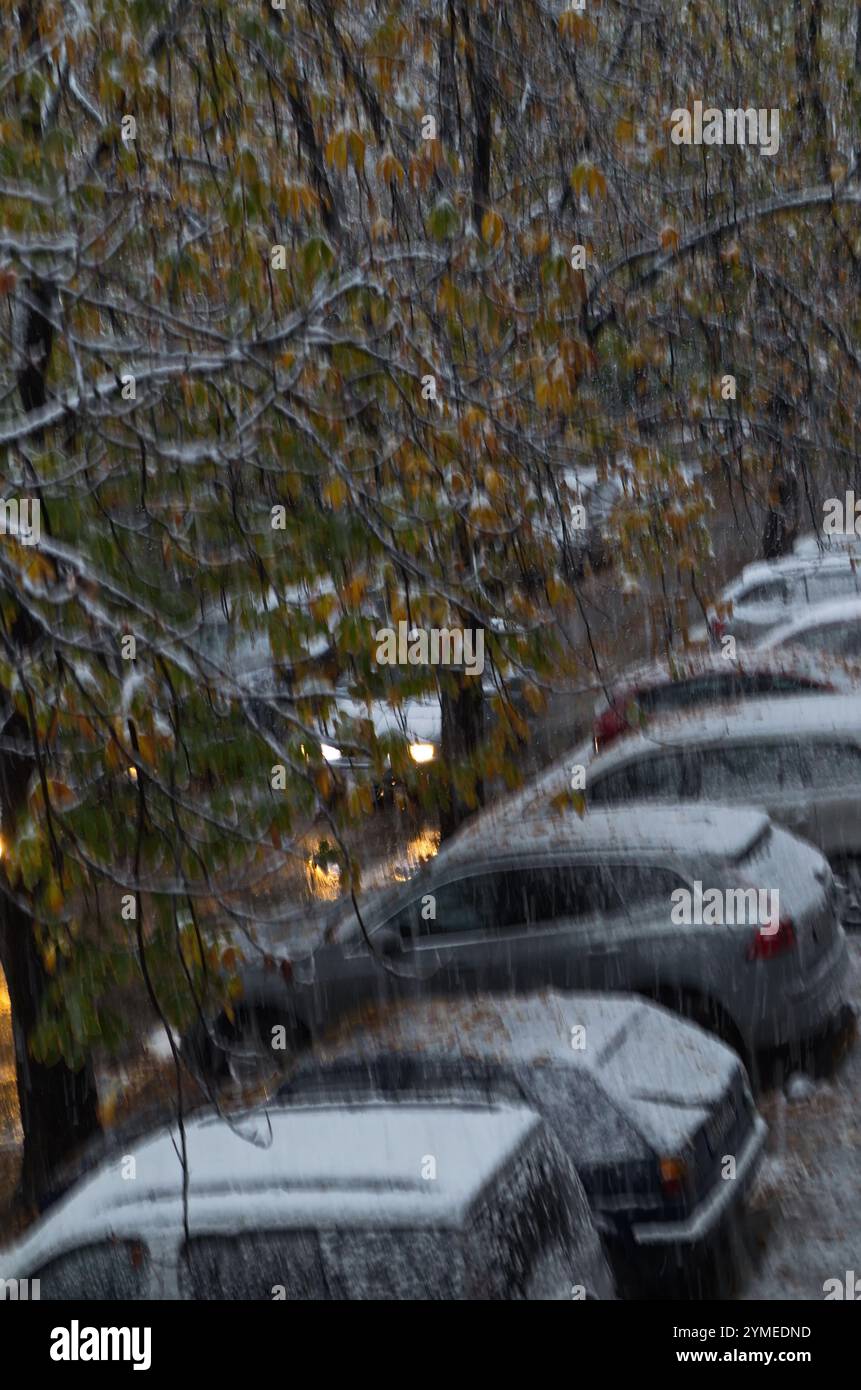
279, 990, 767, 1294
592, 649, 845, 753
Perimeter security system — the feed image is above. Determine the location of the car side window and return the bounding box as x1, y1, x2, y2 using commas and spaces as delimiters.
743, 579, 789, 605
837, 627, 861, 657
700, 742, 810, 795
806, 741, 861, 788
495, 867, 608, 926
795, 622, 861, 658
597, 864, 688, 910
590, 751, 689, 803
746, 673, 817, 695
31, 1240, 149, 1300
386, 874, 499, 939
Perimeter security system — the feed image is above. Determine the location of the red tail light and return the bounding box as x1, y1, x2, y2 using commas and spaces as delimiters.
593, 705, 629, 751
746, 916, 796, 961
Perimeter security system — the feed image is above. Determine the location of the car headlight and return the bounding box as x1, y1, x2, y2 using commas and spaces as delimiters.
320, 743, 342, 763
409, 742, 436, 764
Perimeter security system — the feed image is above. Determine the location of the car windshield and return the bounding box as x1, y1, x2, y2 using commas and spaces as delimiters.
282, 1057, 524, 1106
179, 1229, 462, 1300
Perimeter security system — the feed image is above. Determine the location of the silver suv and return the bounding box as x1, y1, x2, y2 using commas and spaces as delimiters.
189, 803, 848, 1074
586, 693, 861, 920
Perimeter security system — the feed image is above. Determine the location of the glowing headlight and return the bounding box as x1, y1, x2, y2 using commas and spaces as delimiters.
409, 742, 436, 764
321, 743, 342, 763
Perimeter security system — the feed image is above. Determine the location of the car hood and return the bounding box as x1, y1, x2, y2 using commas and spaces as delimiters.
311, 991, 741, 1154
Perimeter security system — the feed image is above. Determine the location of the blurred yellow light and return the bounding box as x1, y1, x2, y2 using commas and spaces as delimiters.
305, 858, 342, 901
409, 742, 435, 764
128, 766, 138, 782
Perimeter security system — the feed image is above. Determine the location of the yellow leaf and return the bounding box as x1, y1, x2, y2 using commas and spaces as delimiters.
347, 130, 366, 173
481, 208, 504, 247
137, 735, 155, 765
342, 575, 366, 606
46, 779, 76, 810
376, 151, 405, 184
323, 477, 347, 508
45, 879, 63, 913
586, 165, 607, 200
558, 10, 598, 42
324, 129, 349, 171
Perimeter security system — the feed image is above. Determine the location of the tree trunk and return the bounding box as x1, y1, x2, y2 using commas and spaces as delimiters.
0, 715, 100, 1206
0, 910, 100, 1209
762, 463, 800, 560
2, 0, 103, 1201
439, 675, 485, 840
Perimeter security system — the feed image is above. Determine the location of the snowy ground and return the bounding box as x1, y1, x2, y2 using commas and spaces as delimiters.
738, 937, 861, 1300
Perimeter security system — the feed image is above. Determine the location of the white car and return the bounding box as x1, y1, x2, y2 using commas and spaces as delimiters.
0, 1101, 614, 1300
757, 597, 861, 662
699, 552, 861, 643
793, 530, 861, 559
584, 692, 861, 921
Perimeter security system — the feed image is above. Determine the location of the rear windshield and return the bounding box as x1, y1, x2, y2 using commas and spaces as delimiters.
639, 671, 821, 716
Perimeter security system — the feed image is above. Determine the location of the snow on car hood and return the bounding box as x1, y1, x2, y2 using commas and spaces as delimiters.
314, 991, 740, 1154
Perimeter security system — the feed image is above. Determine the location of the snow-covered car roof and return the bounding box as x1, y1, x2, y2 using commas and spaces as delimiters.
758, 597, 861, 649
587, 692, 861, 773
0, 1103, 543, 1276
306, 991, 740, 1153
793, 530, 861, 558
725, 549, 859, 597
326, 694, 442, 745
592, 645, 842, 712
440, 800, 770, 865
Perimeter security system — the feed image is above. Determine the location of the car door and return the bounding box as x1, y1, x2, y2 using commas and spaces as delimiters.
802, 739, 861, 857
378, 870, 507, 997
697, 741, 815, 841
569, 863, 689, 993
391, 864, 599, 997
589, 748, 691, 808
732, 577, 791, 639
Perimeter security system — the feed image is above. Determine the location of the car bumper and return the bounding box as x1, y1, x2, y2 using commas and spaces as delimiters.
631, 1114, 767, 1247
750, 928, 851, 1049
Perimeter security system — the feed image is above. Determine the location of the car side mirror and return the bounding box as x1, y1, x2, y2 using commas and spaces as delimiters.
375, 927, 403, 958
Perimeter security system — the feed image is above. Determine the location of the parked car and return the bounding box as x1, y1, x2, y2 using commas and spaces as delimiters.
591, 648, 845, 753
185, 802, 848, 1079
793, 530, 861, 559
585, 692, 861, 924
282, 990, 767, 1291
698, 552, 861, 644
757, 597, 861, 663
0, 1100, 613, 1300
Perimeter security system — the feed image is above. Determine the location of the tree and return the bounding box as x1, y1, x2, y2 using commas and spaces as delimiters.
3, 0, 861, 1197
